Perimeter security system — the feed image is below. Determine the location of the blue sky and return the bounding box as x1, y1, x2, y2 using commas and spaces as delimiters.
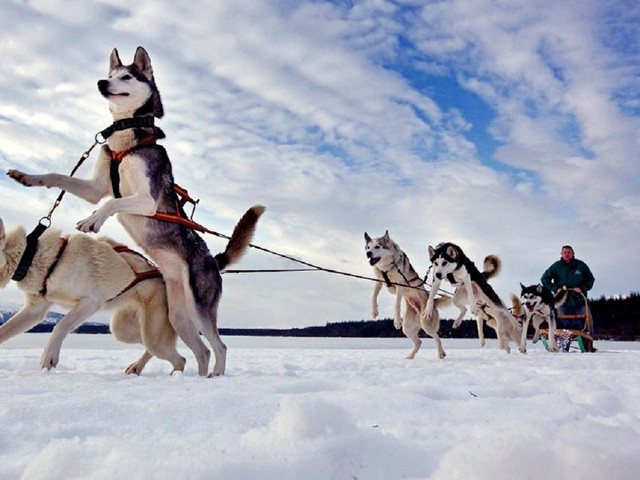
0, 0, 638, 328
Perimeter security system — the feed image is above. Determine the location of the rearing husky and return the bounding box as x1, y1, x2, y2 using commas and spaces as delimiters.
424, 242, 521, 353
364, 231, 450, 359
8, 47, 264, 376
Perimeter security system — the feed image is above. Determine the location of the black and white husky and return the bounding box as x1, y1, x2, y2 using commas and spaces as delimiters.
8, 47, 264, 376
364, 231, 450, 359
424, 242, 521, 353
512, 283, 563, 352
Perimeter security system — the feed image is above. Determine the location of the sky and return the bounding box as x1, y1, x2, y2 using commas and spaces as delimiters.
0, 0, 638, 329
1, 335, 639, 479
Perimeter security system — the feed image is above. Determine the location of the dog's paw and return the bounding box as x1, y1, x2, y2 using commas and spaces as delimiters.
452, 318, 462, 328
371, 307, 379, 319
40, 353, 59, 370
7, 169, 41, 187
76, 211, 106, 233
393, 317, 403, 329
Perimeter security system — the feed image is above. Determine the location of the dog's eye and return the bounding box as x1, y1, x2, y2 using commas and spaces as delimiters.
121, 74, 132, 80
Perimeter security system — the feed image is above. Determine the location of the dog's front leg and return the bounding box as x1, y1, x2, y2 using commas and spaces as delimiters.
41, 297, 100, 370
0, 294, 52, 345
463, 277, 484, 347
8, 151, 112, 204
76, 194, 156, 233
519, 316, 530, 354
424, 278, 441, 321
547, 311, 559, 352
370, 281, 383, 319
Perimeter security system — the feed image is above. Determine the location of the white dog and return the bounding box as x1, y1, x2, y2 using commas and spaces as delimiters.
425, 242, 521, 353
0, 217, 184, 373
365, 231, 450, 359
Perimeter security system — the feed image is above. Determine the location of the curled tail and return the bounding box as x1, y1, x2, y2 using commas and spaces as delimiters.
510, 293, 523, 318
482, 254, 501, 279
215, 205, 266, 271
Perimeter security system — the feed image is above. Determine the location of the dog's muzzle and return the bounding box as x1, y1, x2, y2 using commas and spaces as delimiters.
435, 272, 443, 280
366, 252, 380, 266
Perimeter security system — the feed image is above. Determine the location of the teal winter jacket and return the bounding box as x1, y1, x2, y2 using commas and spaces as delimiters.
541, 258, 595, 307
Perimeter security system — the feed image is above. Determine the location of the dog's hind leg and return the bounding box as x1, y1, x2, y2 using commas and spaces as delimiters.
420, 308, 446, 359
165, 277, 210, 376
125, 351, 153, 375
41, 297, 101, 369
402, 317, 422, 360
197, 311, 227, 377
0, 294, 51, 345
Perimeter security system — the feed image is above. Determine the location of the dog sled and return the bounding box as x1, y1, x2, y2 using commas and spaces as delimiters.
540, 289, 595, 352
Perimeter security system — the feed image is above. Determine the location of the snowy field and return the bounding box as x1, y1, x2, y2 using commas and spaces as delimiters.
1, 334, 639, 480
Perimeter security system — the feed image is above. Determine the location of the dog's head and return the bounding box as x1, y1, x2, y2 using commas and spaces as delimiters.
519, 283, 545, 313
428, 243, 460, 281
364, 231, 398, 269
98, 46, 164, 118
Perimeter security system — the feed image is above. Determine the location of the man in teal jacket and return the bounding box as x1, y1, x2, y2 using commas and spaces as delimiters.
541, 245, 595, 347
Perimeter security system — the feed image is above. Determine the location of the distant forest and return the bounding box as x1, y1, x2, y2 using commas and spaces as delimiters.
3, 292, 638, 341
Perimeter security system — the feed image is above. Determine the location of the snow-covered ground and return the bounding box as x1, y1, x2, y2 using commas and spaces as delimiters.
1, 334, 639, 480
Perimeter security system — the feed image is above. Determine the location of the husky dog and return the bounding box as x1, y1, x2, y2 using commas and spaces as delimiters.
0, 217, 185, 373
364, 231, 450, 359
8, 47, 264, 376
511, 283, 564, 353
424, 242, 521, 353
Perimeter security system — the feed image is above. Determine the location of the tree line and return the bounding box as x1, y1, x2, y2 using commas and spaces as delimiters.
1, 292, 638, 340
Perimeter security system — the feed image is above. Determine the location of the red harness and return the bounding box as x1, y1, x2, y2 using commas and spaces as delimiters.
106, 245, 163, 302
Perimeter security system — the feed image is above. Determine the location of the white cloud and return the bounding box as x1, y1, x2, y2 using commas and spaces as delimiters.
0, 0, 638, 328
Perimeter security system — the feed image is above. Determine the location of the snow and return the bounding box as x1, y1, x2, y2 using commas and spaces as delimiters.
1, 334, 639, 480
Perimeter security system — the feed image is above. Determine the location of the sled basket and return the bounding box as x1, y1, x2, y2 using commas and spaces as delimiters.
540, 290, 594, 352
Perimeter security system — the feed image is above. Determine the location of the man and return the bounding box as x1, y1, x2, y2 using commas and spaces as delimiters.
541, 245, 595, 350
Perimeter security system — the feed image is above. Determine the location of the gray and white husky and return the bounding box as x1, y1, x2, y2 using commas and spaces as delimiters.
364, 231, 450, 359
8, 47, 265, 376
511, 283, 566, 353
424, 242, 521, 353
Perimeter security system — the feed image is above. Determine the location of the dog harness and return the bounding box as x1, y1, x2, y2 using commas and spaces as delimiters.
109, 137, 158, 198
40, 237, 69, 296
106, 245, 163, 302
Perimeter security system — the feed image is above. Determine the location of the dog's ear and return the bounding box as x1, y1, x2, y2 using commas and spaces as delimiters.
364, 232, 371, 243
446, 245, 457, 259
520, 282, 525, 291
133, 46, 154, 79
428, 246, 435, 259
133, 47, 165, 118
383, 230, 389, 241
109, 48, 123, 72
536, 284, 543, 293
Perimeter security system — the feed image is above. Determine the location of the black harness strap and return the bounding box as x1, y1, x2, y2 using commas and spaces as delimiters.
40, 237, 69, 295
110, 158, 122, 199
12, 222, 49, 282
98, 117, 155, 141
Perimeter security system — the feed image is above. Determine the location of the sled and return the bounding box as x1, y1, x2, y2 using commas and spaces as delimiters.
540, 290, 594, 352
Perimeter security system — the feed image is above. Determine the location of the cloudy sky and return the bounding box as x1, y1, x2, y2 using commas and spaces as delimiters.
1, 0, 638, 328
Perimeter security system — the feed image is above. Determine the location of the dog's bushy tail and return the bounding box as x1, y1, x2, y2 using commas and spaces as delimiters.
215, 205, 266, 271
482, 254, 501, 279
510, 293, 523, 317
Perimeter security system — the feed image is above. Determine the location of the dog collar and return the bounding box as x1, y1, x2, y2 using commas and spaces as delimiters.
98, 117, 155, 141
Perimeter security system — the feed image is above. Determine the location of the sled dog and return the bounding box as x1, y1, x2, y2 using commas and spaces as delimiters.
511, 283, 567, 353
0, 216, 185, 373
424, 242, 521, 353
364, 231, 450, 359
8, 46, 265, 376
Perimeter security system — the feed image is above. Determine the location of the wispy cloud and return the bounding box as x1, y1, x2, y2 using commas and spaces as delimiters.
0, 0, 638, 327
